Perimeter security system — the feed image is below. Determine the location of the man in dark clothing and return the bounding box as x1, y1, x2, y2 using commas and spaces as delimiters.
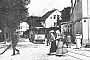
47, 32, 57, 55
11, 32, 20, 56
46, 33, 51, 46
49, 40, 57, 53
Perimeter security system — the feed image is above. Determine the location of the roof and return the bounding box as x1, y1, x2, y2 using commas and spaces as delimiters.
27, 16, 41, 22
34, 21, 43, 27
40, 9, 57, 21
26, 16, 43, 27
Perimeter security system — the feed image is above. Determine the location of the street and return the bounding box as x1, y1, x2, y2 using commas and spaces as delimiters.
0, 38, 90, 60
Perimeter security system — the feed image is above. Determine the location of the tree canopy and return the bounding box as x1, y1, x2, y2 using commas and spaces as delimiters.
0, 0, 29, 30
60, 7, 71, 22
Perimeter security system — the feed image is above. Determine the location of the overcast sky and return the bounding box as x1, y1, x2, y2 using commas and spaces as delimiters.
27, 0, 71, 16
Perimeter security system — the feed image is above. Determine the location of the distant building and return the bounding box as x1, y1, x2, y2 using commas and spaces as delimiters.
27, 9, 61, 35
27, 16, 44, 34
16, 22, 29, 35
40, 9, 61, 28
27, 16, 43, 28
20, 22, 29, 32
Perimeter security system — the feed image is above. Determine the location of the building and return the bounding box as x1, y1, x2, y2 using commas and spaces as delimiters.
70, 0, 90, 45
15, 22, 29, 35
40, 9, 61, 28
20, 22, 29, 32
27, 16, 44, 34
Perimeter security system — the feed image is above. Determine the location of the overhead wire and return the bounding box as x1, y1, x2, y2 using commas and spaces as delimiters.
45, 0, 55, 9
40, 0, 56, 15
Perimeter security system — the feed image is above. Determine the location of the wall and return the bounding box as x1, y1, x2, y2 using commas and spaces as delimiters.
82, 0, 90, 45
71, 0, 90, 45
72, 0, 82, 23
70, 0, 82, 41
82, 0, 90, 17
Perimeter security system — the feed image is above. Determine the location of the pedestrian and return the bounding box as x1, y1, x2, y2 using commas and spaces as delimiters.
66, 35, 72, 48
75, 33, 82, 49
56, 36, 68, 56
63, 35, 67, 46
46, 33, 51, 46
47, 32, 57, 55
55, 30, 61, 44
11, 31, 20, 56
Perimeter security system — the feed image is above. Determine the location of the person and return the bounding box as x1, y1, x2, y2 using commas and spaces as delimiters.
75, 33, 82, 49
46, 33, 51, 46
47, 32, 57, 55
11, 31, 20, 56
66, 35, 72, 48
63, 35, 67, 46
55, 30, 61, 43
56, 36, 68, 56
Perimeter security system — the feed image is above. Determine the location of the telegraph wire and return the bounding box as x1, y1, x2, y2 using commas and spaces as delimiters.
40, 0, 56, 16
45, 0, 55, 9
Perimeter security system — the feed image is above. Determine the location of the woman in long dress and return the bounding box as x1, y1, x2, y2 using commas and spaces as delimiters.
56, 37, 68, 56
75, 34, 82, 49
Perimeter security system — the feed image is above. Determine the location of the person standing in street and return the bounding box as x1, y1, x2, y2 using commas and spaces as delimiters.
11, 31, 20, 56
55, 30, 61, 45
47, 32, 57, 55
46, 33, 51, 46
56, 36, 68, 56
75, 33, 82, 49
66, 35, 72, 48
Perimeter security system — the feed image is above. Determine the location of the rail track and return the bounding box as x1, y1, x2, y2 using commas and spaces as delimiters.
66, 48, 90, 60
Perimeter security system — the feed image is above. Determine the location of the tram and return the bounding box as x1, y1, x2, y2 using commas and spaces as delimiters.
29, 27, 45, 43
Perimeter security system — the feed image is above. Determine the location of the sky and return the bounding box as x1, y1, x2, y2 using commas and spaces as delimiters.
27, 0, 71, 16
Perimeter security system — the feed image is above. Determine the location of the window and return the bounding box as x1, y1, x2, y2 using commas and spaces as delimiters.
50, 17, 52, 19
53, 15, 56, 19
54, 22, 57, 27
84, 20, 86, 22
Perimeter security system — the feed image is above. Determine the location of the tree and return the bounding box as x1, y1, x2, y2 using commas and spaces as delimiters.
60, 7, 71, 22
0, 0, 30, 42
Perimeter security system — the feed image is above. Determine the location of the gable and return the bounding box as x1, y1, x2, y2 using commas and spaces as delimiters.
48, 10, 61, 20
40, 9, 57, 21
40, 9, 61, 22
34, 20, 43, 27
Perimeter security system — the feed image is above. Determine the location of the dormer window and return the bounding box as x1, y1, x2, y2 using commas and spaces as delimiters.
53, 15, 56, 19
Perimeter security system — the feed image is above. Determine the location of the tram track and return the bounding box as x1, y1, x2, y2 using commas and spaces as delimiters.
66, 48, 90, 60
66, 54, 83, 60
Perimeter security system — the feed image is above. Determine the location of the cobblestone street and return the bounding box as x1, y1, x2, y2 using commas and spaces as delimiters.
0, 38, 90, 60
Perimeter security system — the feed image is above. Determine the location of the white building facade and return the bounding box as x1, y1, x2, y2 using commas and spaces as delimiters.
45, 10, 61, 28
41, 9, 61, 28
